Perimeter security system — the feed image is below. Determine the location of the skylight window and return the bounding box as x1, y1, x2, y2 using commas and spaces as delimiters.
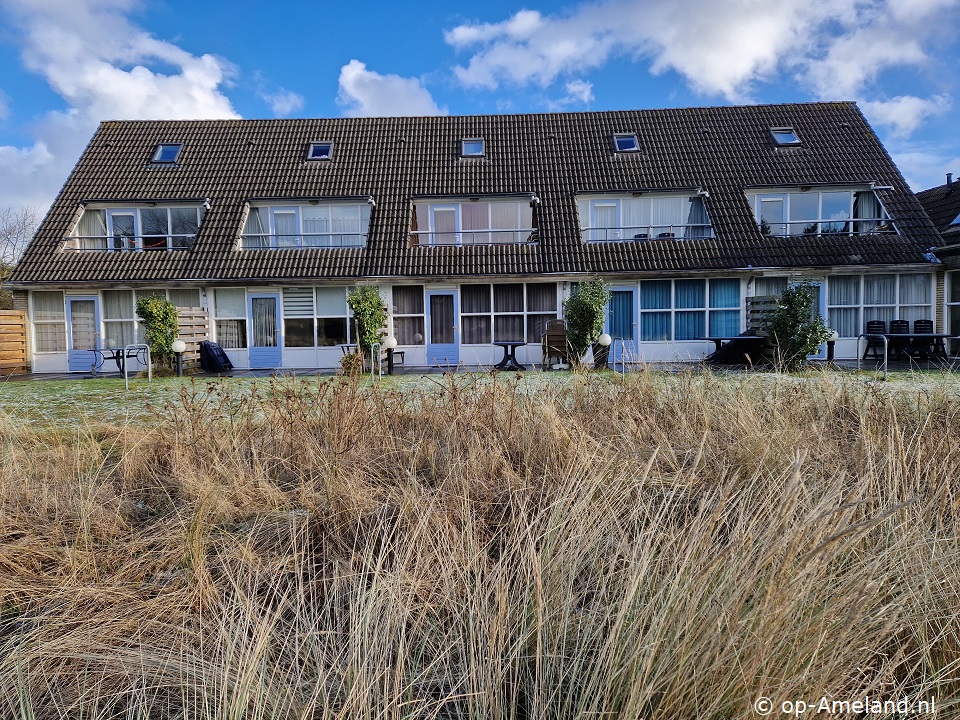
614, 133, 640, 152
951, 212, 960, 226
307, 142, 334, 160
771, 127, 801, 146
151, 143, 182, 163
461, 138, 485, 157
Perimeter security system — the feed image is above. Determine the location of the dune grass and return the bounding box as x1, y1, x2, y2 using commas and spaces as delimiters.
0, 369, 958, 718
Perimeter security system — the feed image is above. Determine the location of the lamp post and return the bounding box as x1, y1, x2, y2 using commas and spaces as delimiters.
172, 339, 187, 376
594, 332, 612, 370
383, 335, 398, 375
826, 329, 839, 363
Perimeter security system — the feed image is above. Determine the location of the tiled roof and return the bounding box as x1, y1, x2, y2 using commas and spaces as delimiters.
11, 102, 943, 285
916, 177, 960, 245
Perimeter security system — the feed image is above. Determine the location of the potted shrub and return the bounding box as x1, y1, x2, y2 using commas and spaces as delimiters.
563, 279, 611, 368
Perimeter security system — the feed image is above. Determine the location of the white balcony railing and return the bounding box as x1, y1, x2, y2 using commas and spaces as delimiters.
411, 228, 538, 246
758, 218, 894, 237
581, 224, 714, 242
64, 235, 195, 251
240, 233, 367, 249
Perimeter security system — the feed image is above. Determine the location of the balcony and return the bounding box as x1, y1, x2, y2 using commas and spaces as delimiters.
63, 234, 196, 251
239, 232, 367, 249
758, 218, 895, 237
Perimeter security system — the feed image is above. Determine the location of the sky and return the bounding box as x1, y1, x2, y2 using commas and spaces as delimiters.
0, 0, 958, 216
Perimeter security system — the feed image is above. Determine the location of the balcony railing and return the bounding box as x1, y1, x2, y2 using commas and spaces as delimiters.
64, 235, 195, 251
411, 228, 538, 246
581, 224, 714, 242
759, 218, 894, 237
240, 233, 367, 249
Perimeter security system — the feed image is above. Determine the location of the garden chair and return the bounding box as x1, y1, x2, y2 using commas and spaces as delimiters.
861, 320, 886, 361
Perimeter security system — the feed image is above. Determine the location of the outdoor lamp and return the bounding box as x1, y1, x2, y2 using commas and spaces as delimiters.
826, 329, 839, 363
383, 336, 398, 349
828, 329, 839, 342
413, 332, 424, 343
597, 333, 612, 346
172, 339, 187, 376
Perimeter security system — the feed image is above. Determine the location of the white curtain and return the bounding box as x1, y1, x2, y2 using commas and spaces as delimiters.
622, 198, 651, 238
651, 197, 683, 237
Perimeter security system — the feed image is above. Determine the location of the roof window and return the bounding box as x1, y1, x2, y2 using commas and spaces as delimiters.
151, 143, 182, 163
307, 141, 334, 160
461, 138, 485, 157
951, 212, 960, 226
771, 127, 801, 146
614, 133, 640, 152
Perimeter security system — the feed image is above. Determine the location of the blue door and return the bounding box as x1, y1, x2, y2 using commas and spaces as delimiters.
248, 293, 282, 368
607, 287, 637, 365
67, 296, 101, 371
426, 290, 459, 366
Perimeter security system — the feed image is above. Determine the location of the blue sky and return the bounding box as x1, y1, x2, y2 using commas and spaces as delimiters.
1, 0, 958, 214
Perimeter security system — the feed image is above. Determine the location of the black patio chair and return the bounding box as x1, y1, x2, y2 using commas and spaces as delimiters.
862, 320, 886, 361
888, 319, 911, 360
911, 319, 945, 360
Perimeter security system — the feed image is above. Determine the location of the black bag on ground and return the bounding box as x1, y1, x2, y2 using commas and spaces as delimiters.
199, 340, 234, 372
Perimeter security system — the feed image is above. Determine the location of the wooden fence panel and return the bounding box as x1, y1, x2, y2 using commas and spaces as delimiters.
177, 308, 210, 369
0, 310, 28, 375
745, 295, 778, 335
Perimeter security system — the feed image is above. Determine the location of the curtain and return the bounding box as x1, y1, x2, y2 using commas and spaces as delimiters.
168, 289, 201, 308
32, 291, 65, 322
640, 281, 670, 310
214, 288, 246, 318
641, 313, 670, 341
709, 310, 740, 337
32, 291, 66, 352
494, 316, 524, 342
433, 207, 457, 245
315, 287, 347, 316
392, 285, 424, 315
754, 277, 787, 297
273, 210, 298, 248
494, 284, 524, 312
709, 279, 740, 308
527, 314, 555, 343
216, 320, 247, 349
610, 290, 635, 340
828, 308, 859, 337
651, 197, 683, 237
461, 202, 489, 244
675, 311, 705, 340
491, 202, 519, 243
461, 285, 491, 314
577, 198, 589, 242
302, 206, 330, 246
828, 276, 860, 306
332, 205, 361, 246
394, 317, 425, 345
685, 197, 710, 238
243, 208, 268, 248
526, 283, 557, 312
854, 191, 881, 233
899, 274, 930, 305
78, 209, 107, 249
864, 275, 896, 306
103, 290, 133, 319
592, 203, 618, 242
622, 198, 651, 238
251, 298, 277, 347
675, 280, 705, 309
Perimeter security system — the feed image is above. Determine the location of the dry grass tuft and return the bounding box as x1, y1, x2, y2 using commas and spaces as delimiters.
1, 370, 958, 718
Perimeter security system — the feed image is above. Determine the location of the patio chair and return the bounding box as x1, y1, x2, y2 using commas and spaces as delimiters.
888, 319, 911, 360
861, 320, 886, 361
910, 319, 945, 360
541, 319, 569, 368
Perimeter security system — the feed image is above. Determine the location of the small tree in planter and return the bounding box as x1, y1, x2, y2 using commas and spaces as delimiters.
563, 279, 611, 367
767, 282, 831, 371
347, 285, 387, 364
135, 296, 179, 369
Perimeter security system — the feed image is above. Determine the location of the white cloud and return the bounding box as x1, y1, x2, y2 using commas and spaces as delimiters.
445, 0, 958, 107
888, 144, 960, 191
259, 88, 305, 118
862, 94, 952, 137
563, 79, 594, 104
0, 0, 239, 212
337, 60, 445, 117
0, 90, 8, 120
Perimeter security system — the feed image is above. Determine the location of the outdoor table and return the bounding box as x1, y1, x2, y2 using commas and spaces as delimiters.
493, 341, 527, 371
699, 335, 765, 354
92, 346, 149, 373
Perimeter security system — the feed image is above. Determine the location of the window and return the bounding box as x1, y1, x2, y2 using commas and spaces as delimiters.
392, 286, 425, 345
411, 199, 534, 246
242, 202, 371, 249
746, 188, 891, 237
316, 287, 351, 346
31, 291, 66, 352
951, 212, 960, 226
576, 193, 712, 242
826, 274, 934, 337
461, 138, 485, 157
460, 283, 558, 344
151, 143, 182, 163
614, 133, 640, 152
135, 288, 201, 308
279, 286, 352, 347
307, 142, 333, 160
640, 278, 740, 341
71, 205, 203, 251
770, 127, 800, 145
282, 288, 315, 347
214, 288, 247, 349
102, 290, 135, 347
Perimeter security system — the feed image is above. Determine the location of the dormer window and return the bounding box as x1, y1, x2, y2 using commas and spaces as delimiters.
151, 143, 182, 163
614, 133, 640, 153
771, 127, 801, 146
307, 142, 334, 160
461, 138, 485, 157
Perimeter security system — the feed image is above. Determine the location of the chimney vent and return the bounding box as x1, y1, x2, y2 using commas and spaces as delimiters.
948, 173, 954, 186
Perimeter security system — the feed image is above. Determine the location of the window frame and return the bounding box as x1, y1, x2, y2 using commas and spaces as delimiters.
241, 202, 371, 249
577, 192, 713, 243
613, 133, 640, 152
459, 282, 558, 345
213, 288, 248, 349
151, 143, 183, 163
460, 138, 485, 157
770, 127, 801, 146
30, 291, 67, 353
638, 278, 742, 342
307, 141, 334, 161
73, 205, 202, 251
392, 285, 425, 346
826, 273, 935, 338
747, 188, 890, 237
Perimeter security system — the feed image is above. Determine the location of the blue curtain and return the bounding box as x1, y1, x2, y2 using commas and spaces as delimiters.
642, 312, 671, 341
709, 279, 740, 308
609, 290, 634, 340
675, 311, 705, 340
709, 310, 740, 336
640, 281, 671, 309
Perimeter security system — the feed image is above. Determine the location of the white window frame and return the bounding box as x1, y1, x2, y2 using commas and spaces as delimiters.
638, 278, 743, 342
461, 138, 485, 157
826, 274, 935, 338
459, 282, 559, 345
151, 143, 183, 163
578, 193, 712, 243
213, 288, 248, 349
747, 188, 891, 237
242, 203, 370, 249
771, 127, 801, 145
614, 133, 640, 152
307, 141, 334, 160
392, 285, 425, 346
30, 291, 67, 353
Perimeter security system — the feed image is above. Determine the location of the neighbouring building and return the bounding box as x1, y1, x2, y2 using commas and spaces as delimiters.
8, 102, 945, 372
